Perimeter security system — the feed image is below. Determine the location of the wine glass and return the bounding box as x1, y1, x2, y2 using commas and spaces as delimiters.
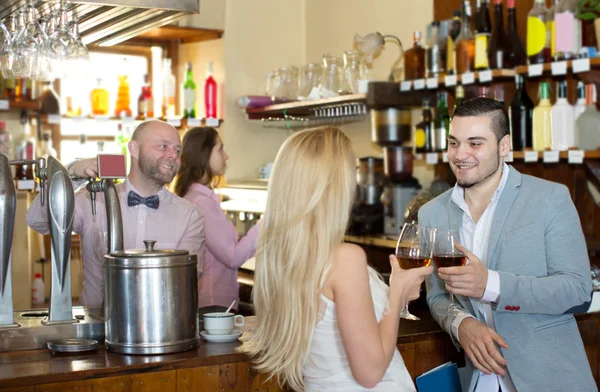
395, 222, 432, 320
432, 227, 467, 317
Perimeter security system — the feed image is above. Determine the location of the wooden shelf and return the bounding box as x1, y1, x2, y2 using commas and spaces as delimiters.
128, 25, 223, 44
414, 150, 600, 164
0, 99, 42, 111
515, 58, 600, 76
32, 114, 223, 130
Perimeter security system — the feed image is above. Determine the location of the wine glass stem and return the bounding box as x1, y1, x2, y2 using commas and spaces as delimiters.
450, 293, 456, 309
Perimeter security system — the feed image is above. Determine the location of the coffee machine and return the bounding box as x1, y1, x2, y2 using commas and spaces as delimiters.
370, 108, 422, 237
348, 156, 386, 235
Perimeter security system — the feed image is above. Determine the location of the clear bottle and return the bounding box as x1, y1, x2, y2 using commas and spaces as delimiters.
548, 0, 561, 59
533, 82, 553, 151
553, 0, 580, 60
455, 0, 475, 74
183, 61, 197, 119
575, 84, 600, 149
162, 58, 176, 118
474, 0, 491, 70
509, 75, 534, 150
506, 0, 527, 67
91, 78, 109, 116
37, 130, 57, 159
574, 81, 586, 120
32, 273, 45, 305
550, 80, 575, 151
0, 121, 11, 157
447, 10, 462, 74
115, 72, 132, 118
404, 31, 426, 80
454, 85, 465, 114
527, 0, 551, 64
426, 21, 444, 77
204, 61, 217, 119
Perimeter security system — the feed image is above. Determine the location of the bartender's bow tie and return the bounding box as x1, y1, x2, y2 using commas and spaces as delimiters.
127, 191, 159, 209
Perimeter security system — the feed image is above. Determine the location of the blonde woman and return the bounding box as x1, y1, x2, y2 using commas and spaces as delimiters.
239, 127, 433, 391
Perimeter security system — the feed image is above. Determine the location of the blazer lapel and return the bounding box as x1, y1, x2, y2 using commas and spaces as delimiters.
486, 168, 522, 270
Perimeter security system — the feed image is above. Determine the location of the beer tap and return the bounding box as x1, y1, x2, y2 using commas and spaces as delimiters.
0, 154, 18, 328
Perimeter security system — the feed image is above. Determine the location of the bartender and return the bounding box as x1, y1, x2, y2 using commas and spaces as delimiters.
27, 120, 205, 307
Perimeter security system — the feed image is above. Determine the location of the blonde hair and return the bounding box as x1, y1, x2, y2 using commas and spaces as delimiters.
238, 127, 357, 391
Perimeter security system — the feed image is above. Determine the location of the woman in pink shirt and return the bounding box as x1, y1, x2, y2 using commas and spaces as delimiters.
175, 127, 260, 315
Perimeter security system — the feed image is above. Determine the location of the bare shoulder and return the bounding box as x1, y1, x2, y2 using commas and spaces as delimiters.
330, 243, 369, 284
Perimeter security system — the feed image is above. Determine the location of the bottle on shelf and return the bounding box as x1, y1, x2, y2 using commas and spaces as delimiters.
454, 85, 465, 114
488, 0, 507, 69
455, 0, 475, 74
38, 81, 60, 115
548, 0, 561, 59
5, 77, 15, 100
115, 70, 132, 118
505, 0, 526, 68
137, 74, 154, 120
204, 61, 218, 119
183, 61, 197, 119
550, 80, 575, 151
432, 91, 450, 152
426, 21, 445, 78
474, 0, 491, 70
492, 83, 505, 104
404, 31, 426, 81
553, 0, 580, 60
15, 78, 32, 101
0, 121, 11, 157
415, 98, 433, 153
66, 96, 82, 117
162, 58, 176, 118
91, 78, 109, 116
32, 273, 45, 306
447, 10, 462, 75
533, 82, 553, 151
14, 112, 36, 182
527, 0, 551, 64
509, 75, 534, 151
37, 130, 57, 160
574, 81, 586, 120
575, 84, 600, 149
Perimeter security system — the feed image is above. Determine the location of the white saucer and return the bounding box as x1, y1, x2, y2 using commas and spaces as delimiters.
200, 329, 242, 343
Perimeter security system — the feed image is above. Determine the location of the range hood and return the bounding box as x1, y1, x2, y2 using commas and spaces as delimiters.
0, 0, 200, 47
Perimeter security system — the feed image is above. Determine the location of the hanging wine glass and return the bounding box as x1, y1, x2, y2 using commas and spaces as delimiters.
0, 22, 13, 77
24, 5, 48, 80
11, 11, 40, 78
46, 4, 77, 79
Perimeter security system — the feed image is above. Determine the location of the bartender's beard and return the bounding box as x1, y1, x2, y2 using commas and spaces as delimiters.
138, 152, 178, 187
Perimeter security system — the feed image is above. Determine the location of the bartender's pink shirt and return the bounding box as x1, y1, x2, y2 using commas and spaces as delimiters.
26, 178, 205, 307
184, 183, 259, 309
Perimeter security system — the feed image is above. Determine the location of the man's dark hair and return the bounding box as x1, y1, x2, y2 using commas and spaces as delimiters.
452, 97, 509, 141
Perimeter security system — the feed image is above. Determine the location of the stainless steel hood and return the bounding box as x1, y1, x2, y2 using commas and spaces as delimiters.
0, 0, 200, 47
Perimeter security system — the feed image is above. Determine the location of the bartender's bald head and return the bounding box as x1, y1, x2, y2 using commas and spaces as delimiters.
127, 120, 182, 189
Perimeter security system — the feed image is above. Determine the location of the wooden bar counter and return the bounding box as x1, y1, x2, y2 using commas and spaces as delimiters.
1, 310, 599, 391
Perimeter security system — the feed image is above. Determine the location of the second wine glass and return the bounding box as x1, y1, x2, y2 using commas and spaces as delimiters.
395, 222, 432, 321
432, 227, 467, 317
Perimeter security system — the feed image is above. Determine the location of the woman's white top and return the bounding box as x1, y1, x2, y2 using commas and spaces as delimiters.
302, 267, 416, 391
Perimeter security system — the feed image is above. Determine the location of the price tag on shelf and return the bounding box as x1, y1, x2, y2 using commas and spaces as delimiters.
568, 150, 585, 164
426, 78, 439, 89
442, 152, 448, 163
543, 150, 560, 163
444, 74, 457, 86
413, 79, 425, 90
400, 81, 412, 92
205, 118, 220, 127
572, 58, 591, 73
121, 116, 134, 124
551, 61, 567, 75
478, 70, 492, 82
414, 153, 424, 160
47, 114, 61, 125
0, 100, 9, 110
524, 151, 539, 162
166, 118, 181, 127
426, 152, 439, 165
94, 115, 110, 121
461, 72, 475, 85
357, 79, 369, 94
527, 64, 543, 77
187, 118, 202, 127
505, 151, 514, 162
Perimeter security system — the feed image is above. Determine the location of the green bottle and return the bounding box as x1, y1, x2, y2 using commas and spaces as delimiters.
433, 91, 450, 152
183, 62, 196, 119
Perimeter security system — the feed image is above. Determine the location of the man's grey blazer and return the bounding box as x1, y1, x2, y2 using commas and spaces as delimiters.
418, 167, 596, 392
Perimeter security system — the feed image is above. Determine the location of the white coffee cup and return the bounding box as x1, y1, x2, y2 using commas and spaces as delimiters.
203, 312, 245, 335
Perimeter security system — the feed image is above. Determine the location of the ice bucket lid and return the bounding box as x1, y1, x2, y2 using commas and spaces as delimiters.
109, 240, 189, 258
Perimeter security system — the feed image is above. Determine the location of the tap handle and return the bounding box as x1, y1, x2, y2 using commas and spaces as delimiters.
36, 158, 46, 207
85, 178, 102, 216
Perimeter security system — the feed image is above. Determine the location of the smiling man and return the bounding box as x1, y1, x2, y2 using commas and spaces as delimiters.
27, 120, 205, 307
418, 98, 595, 392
